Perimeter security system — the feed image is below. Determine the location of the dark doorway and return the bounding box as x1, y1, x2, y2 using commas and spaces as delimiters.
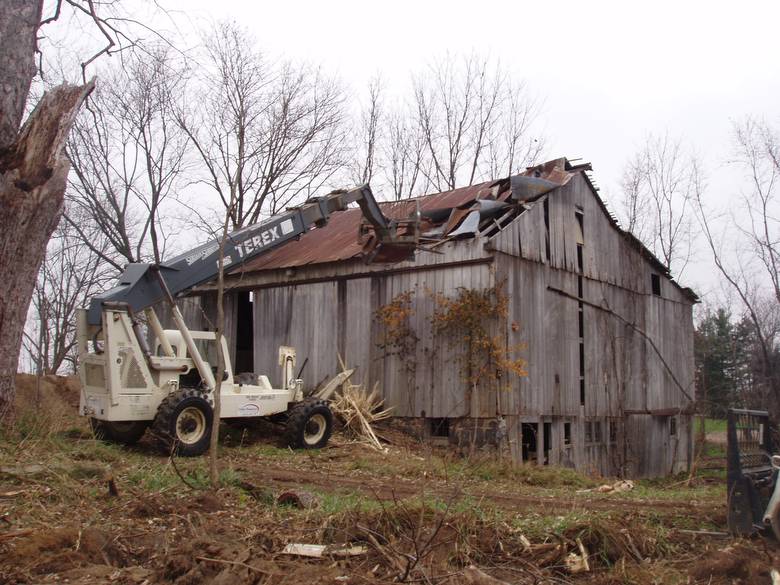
429, 418, 450, 438
521, 423, 538, 462
543, 422, 551, 465
235, 291, 254, 374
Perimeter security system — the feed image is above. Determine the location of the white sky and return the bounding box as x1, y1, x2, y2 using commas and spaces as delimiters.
147, 1, 780, 301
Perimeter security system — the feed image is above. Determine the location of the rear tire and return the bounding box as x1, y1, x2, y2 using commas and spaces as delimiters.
151, 388, 214, 457
90, 418, 148, 445
284, 399, 333, 449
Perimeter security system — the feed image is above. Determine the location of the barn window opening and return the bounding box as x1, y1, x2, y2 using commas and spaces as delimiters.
234, 290, 255, 374
593, 421, 602, 443
564, 422, 572, 446
651, 273, 661, 296
521, 423, 538, 462
575, 209, 584, 272
429, 418, 450, 438
609, 420, 618, 443
585, 421, 593, 443
579, 341, 586, 406
543, 422, 551, 465
669, 416, 677, 436
543, 198, 551, 262
576, 208, 586, 407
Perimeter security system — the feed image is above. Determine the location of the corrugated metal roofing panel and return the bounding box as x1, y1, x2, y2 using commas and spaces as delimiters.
233, 163, 575, 274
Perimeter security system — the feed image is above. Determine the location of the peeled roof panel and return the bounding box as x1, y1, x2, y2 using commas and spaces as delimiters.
233, 166, 574, 274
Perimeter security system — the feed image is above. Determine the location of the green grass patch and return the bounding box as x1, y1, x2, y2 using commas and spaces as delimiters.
697, 417, 727, 434
510, 509, 606, 538
316, 490, 383, 515
441, 457, 597, 488
124, 459, 243, 492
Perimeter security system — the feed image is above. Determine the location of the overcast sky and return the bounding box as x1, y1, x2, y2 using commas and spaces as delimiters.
142, 1, 780, 300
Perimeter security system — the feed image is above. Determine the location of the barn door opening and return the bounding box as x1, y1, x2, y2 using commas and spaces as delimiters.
543, 422, 551, 465
521, 423, 538, 463
235, 291, 254, 374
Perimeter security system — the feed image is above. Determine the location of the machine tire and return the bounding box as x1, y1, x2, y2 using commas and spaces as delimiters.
151, 388, 214, 457
284, 399, 333, 449
90, 418, 148, 445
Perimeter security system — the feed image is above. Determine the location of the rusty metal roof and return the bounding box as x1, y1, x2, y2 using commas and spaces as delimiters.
226, 156, 698, 303
233, 160, 576, 274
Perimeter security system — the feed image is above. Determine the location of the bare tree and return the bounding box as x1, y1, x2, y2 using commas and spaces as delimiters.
351, 76, 383, 186
733, 118, 780, 304
383, 109, 429, 200
486, 80, 545, 179
180, 22, 347, 230
619, 156, 651, 243
619, 132, 700, 278
412, 53, 543, 193
65, 47, 189, 270
23, 218, 110, 374
694, 117, 780, 416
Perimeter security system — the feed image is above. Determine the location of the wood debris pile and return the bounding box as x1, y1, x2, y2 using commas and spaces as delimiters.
328, 356, 393, 451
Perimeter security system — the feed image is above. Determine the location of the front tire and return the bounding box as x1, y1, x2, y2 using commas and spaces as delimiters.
90, 418, 148, 445
151, 388, 214, 457
284, 399, 333, 449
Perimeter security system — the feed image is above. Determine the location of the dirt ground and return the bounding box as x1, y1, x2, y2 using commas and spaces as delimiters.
1, 374, 778, 584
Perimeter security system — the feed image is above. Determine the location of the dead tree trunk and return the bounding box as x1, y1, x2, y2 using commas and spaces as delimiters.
0, 81, 94, 419
0, 0, 95, 419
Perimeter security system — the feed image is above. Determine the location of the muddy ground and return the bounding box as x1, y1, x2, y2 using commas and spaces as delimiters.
0, 374, 777, 584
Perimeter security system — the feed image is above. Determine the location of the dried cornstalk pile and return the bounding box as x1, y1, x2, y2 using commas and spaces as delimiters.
331, 381, 393, 451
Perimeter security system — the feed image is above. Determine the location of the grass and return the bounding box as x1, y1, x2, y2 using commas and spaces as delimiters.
345, 450, 599, 489
0, 383, 727, 533
0, 413, 731, 585
316, 490, 384, 515
697, 417, 728, 434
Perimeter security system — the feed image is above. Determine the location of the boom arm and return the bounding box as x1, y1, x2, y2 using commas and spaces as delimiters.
87, 185, 415, 325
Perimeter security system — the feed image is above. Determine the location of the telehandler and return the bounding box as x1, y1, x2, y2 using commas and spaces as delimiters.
77, 185, 418, 456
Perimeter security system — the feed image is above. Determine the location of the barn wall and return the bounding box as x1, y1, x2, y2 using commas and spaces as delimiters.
253, 281, 339, 389
490, 173, 695, 477
250, 240, 496, 417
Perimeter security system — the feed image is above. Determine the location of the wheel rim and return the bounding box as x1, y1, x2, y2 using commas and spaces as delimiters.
176, 406, 206, 445
303, 413, 327, 445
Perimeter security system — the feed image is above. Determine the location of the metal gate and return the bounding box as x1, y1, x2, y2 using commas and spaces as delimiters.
727, 408, 775, 536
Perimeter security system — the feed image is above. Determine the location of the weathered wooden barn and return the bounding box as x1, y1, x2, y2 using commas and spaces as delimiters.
186, 158, 697, 478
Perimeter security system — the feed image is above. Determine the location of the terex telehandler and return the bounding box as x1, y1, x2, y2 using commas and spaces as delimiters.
76, 186, 418, 456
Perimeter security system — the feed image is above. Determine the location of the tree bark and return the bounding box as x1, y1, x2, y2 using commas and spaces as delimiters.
0, 1, 42, 152
0, 80, 95, 420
